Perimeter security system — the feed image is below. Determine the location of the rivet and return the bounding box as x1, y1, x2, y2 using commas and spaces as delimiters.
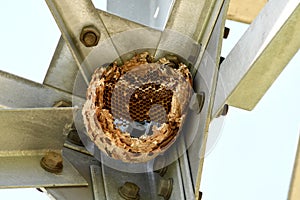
118, 182, 140, 200
158, 178, 173, 200
40, 152, 63, 174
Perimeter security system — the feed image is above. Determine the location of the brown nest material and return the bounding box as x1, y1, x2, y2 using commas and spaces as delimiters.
82, 52, 192, 163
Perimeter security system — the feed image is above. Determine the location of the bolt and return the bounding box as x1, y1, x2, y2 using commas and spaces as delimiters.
154, 166, 168, 177
158, 178, 173, 200
216, 104, 229, 118
67, 128, 83, 146
189, 92, 205, 113
219, 56, 225, 66
40, 152, 63, 174
223, 27, 230, 39
67, 123, 83, 146
198, 191, 203, 200
118, 182, 140, 200
80, 25, 100, 47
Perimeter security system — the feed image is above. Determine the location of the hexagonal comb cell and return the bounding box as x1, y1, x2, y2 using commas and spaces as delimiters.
82, 52, 193, 162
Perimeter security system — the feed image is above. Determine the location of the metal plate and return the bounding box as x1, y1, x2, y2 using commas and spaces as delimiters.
213, 0, 300, 114
0, 155, 87, 188
186, 1, 229, 197
0, 108, 73, 154
45, 147, 100, 200
0, 70, 83, 108
0, 108, 87, 188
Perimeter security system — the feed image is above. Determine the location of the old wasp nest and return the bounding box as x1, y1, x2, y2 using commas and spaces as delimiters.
82, 52, 193, 163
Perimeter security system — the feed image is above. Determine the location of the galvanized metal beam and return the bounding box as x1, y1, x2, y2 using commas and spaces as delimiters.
45, 0, 120, 85
187, 2, 229, 199
106, 0, 173, 30
213, 0, 300, 115
166, 0, 217, 42
0, 108, 87, 188
43, 10, 146, 95
288, 136, 300, 200
227, 0, 267, 24
44, 1, 229, 199
0, 108, 73, 155
45, 147, 101, 200
0, 70, 83, 108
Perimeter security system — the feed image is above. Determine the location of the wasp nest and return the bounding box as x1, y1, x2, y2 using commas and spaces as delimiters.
82, 52, 192, 163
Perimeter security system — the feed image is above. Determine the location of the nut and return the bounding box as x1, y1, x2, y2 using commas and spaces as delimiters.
154, 166, 168, 177
216, 104, 229, 117
198, 191, 203, 200
67, 128, 83, 146
219, 56, 225, 66
80, 25, 100, 47
40, 152, 63, 174
223, 27, 230, 39
158, 178, 173, 200
118, 182, 140, 200
189, 92, 205, 113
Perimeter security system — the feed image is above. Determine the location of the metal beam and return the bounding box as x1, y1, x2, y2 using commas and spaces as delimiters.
0, 70, 83, 108
43, 9, 146, 95
0, 108, 87, 188
166, 0, 217, 42
288, 136, 300, 200
44, 1, 229, 199
227, 0, 267, 24
188, 2, 229, 199
213, 0, 300, 115
45, 0, 120, 84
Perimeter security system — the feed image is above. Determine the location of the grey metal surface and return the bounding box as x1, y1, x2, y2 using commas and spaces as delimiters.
213, 0, 300, 114
107, 0, 174, 30
0, 155, 87, 188
43, 36, 78, 95
0, 108, 73, 154
0, 107, 87, 188
90, 165, 106, 200
0, 70, 83, 108
166, 0, 218, 42
178, 152, 194, 200
46, 147, 101, 200
186, 1, 229, 198
165, 161, 186, 200
100, 161, 185, 200
43, 10, 146, 95
46, 0, 120, 85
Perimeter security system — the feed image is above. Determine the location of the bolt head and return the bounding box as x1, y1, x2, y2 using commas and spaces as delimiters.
80, 26, 100, 47
189, 92, 205, 113
158, 178, 173, 200
40, 152, 63, 174
119, 182, 140, 200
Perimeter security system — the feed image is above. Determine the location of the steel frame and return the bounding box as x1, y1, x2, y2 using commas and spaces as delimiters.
0, 0, 299, 199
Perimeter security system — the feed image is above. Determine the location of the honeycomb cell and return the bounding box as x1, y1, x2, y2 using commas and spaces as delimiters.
83, 52, 193, 163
